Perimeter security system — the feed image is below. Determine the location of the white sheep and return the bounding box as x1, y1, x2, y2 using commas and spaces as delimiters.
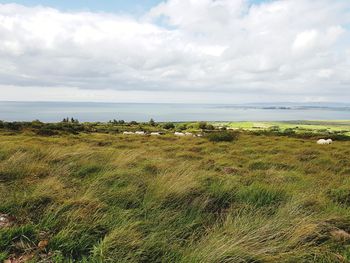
150, 132, 161, 136
185, 132, 193, 136
174, 132, 185, 136
317, 139, 327, 144
317, 139, 333, 145
123, 131, 134, 135
135, 131, 145, 135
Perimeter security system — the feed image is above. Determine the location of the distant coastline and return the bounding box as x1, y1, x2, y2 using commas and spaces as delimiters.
0, 101, 350, 122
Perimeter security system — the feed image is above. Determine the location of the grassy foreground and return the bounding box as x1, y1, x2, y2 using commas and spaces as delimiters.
0, 129, 350, 262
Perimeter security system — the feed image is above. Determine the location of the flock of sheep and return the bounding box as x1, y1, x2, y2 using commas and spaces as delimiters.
123, 131, 203, 137
123, 131, 334, 144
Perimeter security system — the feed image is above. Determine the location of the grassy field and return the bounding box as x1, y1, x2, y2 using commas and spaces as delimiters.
0, 127, 350, 262
214, 121, 350, 136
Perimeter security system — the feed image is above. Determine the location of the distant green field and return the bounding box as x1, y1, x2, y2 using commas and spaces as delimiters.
213, 120, 350, 135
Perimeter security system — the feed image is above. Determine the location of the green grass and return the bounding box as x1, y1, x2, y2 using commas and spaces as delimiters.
214, 120, 350, 136
0, 129, 350, 262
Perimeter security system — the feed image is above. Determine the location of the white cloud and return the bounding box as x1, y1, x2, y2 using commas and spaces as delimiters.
293, 30, 319, 53
0, 0, 349, 103
292, 26, 345, 55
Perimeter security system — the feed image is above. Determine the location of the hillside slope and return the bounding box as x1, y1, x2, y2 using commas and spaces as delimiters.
0, 132, 350, 262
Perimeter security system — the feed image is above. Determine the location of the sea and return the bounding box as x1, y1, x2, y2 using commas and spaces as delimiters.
0, 101, 350, 122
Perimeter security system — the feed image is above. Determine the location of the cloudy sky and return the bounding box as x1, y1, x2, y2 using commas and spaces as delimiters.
0, 0, 349, 103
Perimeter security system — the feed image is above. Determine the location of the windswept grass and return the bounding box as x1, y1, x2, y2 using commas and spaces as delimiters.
0, 130, 350, 262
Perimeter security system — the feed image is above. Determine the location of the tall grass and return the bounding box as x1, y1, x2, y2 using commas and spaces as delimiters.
0, 132, 349, 262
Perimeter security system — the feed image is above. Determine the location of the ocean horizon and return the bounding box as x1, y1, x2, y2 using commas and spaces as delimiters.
1, 101, 350, 122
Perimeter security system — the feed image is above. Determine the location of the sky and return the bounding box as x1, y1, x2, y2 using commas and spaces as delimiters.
0, 0, 267, 13
0, 0, 349, 103
0, 0, 165, 14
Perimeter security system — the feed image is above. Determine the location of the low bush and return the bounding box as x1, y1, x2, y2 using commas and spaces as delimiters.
328, 134, 350, 141
163, 122, 175, 129
206, 131, 238, 142
35, 128, 58, 136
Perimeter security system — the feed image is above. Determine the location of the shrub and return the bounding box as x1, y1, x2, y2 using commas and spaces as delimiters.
176, 123, 187, 131
283, 128, 296, 136
3, 122, 23, 131
206, 124, 215, 130
163, 122, 175, 129
198, 121, 208, 130
269, 126, 280, 131
149, 118, 156, 126
31, 120, 44, 129
207, 132, 238, 142
328, 134, 350, 141
35, 128, 58, 136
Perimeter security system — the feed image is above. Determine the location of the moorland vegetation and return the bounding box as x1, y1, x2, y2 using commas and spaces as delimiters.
0, 119, 349, 262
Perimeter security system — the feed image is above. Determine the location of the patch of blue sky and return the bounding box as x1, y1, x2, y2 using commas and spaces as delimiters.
0, 0, 163, 14
0, 0, 271, 14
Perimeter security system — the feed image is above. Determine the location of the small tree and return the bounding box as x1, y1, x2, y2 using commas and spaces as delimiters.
149, 118, 156, 126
